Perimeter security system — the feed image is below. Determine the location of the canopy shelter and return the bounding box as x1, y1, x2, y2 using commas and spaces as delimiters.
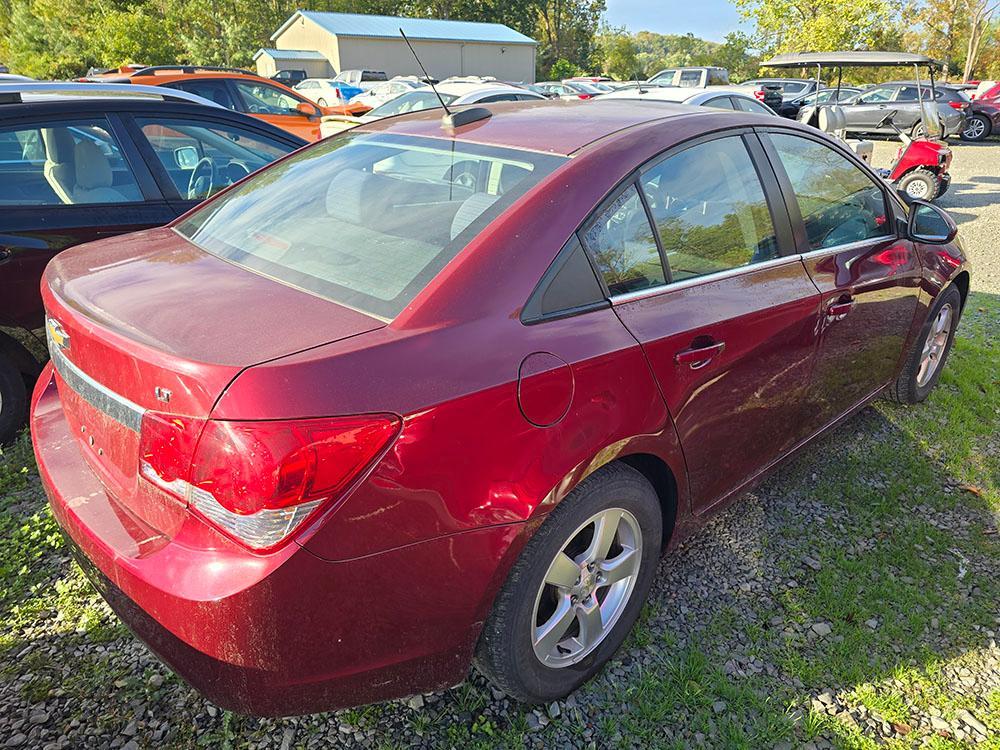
759, 50, 944, 136
760, 51, 943, 69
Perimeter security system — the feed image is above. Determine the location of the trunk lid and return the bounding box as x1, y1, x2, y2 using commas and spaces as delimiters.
43, 227, 385, 534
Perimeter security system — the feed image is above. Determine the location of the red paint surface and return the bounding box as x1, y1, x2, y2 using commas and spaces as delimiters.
32, 101, 970, 715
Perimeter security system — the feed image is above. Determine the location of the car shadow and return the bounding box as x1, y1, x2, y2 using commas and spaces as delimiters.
0, 294, 997, 748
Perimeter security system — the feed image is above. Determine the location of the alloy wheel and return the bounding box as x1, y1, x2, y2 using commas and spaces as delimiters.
917, 303, 954, 387
531, 508, 642, 668
963, 117, 987, 140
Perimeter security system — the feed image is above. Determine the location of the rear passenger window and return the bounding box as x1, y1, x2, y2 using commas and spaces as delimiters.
767, 133, 890, 251
0, 120, 141, 206
581, 184, 665, 296
704, 97, 734, 110
639, 136, 778, 282
522, 236, 605, 322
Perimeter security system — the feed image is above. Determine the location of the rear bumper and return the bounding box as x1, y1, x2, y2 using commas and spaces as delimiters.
31, 365, 526, 715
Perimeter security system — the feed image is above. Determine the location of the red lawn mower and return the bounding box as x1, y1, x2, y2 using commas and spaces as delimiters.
761, 51, 954, 201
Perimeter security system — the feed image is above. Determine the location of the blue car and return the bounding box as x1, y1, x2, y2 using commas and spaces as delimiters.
293, 78, 364, 107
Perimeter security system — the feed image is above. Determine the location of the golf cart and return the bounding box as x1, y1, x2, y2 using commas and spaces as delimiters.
760, 51, 954, 201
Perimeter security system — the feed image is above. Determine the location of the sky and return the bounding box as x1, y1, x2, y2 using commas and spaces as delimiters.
603, 0, 744, 44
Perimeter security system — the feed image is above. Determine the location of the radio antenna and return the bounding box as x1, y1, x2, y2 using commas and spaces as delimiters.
399, 27, 491, 129
400, 28, 451, 116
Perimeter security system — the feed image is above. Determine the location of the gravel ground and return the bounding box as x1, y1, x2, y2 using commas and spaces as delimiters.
1, 141, 998, 750
872, 139, 1000, 293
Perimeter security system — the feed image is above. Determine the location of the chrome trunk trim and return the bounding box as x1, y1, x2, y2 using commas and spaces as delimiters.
47, 324, 145, 432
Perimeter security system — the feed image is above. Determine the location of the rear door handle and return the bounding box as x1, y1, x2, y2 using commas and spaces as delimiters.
827, 299, 855, 318
675, 341, 726, 369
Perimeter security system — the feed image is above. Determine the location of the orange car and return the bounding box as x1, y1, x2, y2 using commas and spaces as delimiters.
81, 66, 369, 141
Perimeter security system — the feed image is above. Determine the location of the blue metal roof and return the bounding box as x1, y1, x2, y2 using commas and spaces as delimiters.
253, 48, 328, 61
272, 11, 536, 46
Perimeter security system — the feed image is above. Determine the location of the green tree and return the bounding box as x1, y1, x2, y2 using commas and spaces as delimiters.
549, 57, 581, 78
734, 0, 907, 57
595, 25, 639, 79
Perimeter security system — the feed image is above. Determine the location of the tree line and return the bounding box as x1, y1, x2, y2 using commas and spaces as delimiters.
0, 0, 997, 82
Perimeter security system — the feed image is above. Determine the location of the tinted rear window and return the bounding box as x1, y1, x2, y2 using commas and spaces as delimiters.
176, 133, 565, 319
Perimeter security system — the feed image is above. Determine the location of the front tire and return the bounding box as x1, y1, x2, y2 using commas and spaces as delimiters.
896, 168, 940, 201
961, 114, 991, 141
888, 284, 962, 404
475, 463, 662, 703
0, 354, 27, 445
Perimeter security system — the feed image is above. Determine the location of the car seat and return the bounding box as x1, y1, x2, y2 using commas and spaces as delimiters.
72, 140, 135, 204
41, 128, 76, 203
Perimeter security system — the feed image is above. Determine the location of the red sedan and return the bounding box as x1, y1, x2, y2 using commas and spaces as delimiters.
31, 99, 969, 715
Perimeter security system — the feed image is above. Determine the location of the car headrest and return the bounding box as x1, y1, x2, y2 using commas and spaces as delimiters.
451, 192, 499, 240
41, 127, 75, 164
74, 140, 113, 190
325, 168, 370, 224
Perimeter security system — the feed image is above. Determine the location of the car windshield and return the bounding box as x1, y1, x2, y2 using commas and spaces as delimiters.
367, 91, 458, 118
175, 133, 566, 319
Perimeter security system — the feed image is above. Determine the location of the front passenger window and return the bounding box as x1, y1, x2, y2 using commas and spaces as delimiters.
639, 136, 778, 282
768, 133, 890, 251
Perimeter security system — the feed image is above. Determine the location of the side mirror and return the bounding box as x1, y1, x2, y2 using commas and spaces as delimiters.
174, 146, 199, 170
296, 101, 319, 117
907, 200, 957, 244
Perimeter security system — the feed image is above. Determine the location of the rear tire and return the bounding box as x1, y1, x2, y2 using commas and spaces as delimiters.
961, 114, 991, 141
888, 284, 962, 404
896, 169, 939, 201
0, 355, 27, 445
475, 463, 662, 703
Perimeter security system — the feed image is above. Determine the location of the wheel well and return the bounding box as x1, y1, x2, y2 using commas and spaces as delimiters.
618, 453, 678, 551
952, 271, 970, 311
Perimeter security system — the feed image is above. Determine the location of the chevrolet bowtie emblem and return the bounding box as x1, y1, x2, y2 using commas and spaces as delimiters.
46, 317, 70, 351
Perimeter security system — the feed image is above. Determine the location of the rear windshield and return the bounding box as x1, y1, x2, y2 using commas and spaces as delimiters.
176, 132, 566, 319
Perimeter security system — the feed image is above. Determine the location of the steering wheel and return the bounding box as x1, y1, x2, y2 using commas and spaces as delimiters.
187, 157, 216, 200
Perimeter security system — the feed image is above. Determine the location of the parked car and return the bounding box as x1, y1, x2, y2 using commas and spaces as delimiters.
741, 77, 820, 102
563, 79, 615, 93
598, 84, 779, 115
293, 78, 364, 107
346, 77, 423, 109
835, 81, 968, 137
333, 69, 389, 90
0, 82, 304, 442
971, 80, 999, 101
319, 81, 545, 138
0, 73, 33, 82
32, 97, 968, 715
777, 86, 863, 118
81, 66, 363, 140
647, 66, 730, 87
271, 69, 308, 87
942, 84, 1000, 140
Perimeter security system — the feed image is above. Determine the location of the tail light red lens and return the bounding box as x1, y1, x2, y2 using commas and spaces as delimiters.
948, 101, 968, 110
138, 412, 400, 551
754, 90, 766, 101
577, 93, 593, 99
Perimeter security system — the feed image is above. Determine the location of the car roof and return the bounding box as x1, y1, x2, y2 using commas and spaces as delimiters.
0, 93, 307, 144
358, 98, 728, 156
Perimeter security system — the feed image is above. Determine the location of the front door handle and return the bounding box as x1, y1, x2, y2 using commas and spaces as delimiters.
827, 299, 855, 318
675, 340, 726, 369
0, 247, 11, 264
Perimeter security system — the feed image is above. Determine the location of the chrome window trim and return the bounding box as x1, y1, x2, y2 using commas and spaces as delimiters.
47, 325, 145, 432
798, 235, 896, 260
610, 254, 802, 304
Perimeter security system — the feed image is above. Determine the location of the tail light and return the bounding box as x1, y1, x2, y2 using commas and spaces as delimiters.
948, 101, 968, 110
333, 88, 343, 100
754, 90, 766, 101
139, 412, 400, 551
577, 94, 593, 100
